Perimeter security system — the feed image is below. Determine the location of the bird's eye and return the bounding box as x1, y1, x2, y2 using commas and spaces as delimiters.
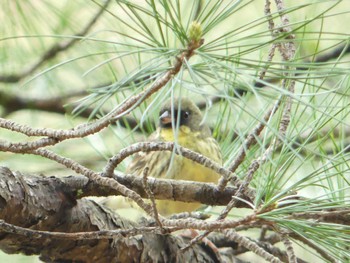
183, 111, 190, 119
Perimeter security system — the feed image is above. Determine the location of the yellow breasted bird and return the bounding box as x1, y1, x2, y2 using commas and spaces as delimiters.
126, 98, 222, 215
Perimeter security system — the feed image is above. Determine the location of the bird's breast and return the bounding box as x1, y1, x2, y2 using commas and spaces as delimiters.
159, 126, 221, 182
160, 126, 195, 142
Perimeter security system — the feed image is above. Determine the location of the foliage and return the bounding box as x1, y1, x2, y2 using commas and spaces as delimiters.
0, 0, 349, 262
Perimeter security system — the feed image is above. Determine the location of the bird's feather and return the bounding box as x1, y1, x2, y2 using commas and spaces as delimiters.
126, 98, 222, 215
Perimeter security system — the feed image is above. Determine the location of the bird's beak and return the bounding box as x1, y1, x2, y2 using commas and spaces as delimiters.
159, 110, 172, 125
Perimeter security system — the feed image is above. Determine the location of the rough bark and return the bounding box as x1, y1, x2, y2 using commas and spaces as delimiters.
0, 167, 238, 262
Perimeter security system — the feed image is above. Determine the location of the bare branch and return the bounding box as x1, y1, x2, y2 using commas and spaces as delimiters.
103, 142, 240, 187
67, 173, 253, 208
0, 220, 164, 240
291, 233, 337, 263
0, 167, 225, 262
142, 167, 164, 230
0, 38, 204, 154
162, 213, 260, 231
224, 230, 282, 263
209, 233, 309, 263
281, 232, 297, 263
31, 148, 156, 217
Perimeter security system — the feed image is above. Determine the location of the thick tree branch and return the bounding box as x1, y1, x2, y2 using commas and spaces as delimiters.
64, 173, 252, 208
0, 163, 347, 262
0, 166, 237, 263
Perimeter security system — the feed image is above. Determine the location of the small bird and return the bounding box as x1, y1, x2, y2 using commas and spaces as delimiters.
126, 97, 222, 215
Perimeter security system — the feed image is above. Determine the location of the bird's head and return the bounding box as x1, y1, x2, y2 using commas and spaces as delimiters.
159, 98, 210, 136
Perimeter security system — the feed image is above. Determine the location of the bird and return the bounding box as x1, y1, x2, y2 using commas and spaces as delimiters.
126, 97, 222, 215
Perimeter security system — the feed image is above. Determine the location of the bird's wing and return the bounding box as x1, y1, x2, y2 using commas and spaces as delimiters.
126, 130, 181, 179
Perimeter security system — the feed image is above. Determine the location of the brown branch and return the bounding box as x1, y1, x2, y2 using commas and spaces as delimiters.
0, 167, 225, 262
0, 87, 145, 134
217, 97, 282, 195
187, 0, 297, 258
0, 38, 204, 153
225, 0, 297, 203
0, 167, 288, 262
103, 141, 239, 185
290, 233, 337, 263
288, 209, 350, 226
142, 167, 163, 230
210, 233, 309, 263
1, 135, 258, 211
0, 136, 255, 208
65, 173, 253, 208
31, 148, 156, 217
313, 42, 350, 63
0, 87, 221, 136
162, 213, 260, 232
0, 165, 347, 262
0, 137, 60, 153
224, 230, 282, 263
216, 105, 273, 191
224, 105, 274, 174
0, 220, 164, 240
281, 232, 297, 263
188, 0, 298, 248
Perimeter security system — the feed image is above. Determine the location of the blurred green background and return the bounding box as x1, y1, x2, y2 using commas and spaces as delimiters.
1, 0, 350, 262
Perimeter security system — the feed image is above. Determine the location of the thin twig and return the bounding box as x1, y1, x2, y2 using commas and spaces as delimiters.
291, 233, 337, 263
240, 239, 308, 263
0, 220, 172, 240
260, 0, 277, 81
229, 0, 296, 226
162, 213, 259, 231
259, 44, 278, 81
259, 225, 269, 241
142, 167, 164, 232
219, 103, 280, 216
31, 148, 156, 217
0, 137, 60, 152
104, 141, 255, 201
288, 209, 350, 222
218, 98, 282, 191
104, 141, 234, 182
0, 39, 204, 152
224, 230, 282, 263
190, 0, 297, 255
281, 232, 297, 263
